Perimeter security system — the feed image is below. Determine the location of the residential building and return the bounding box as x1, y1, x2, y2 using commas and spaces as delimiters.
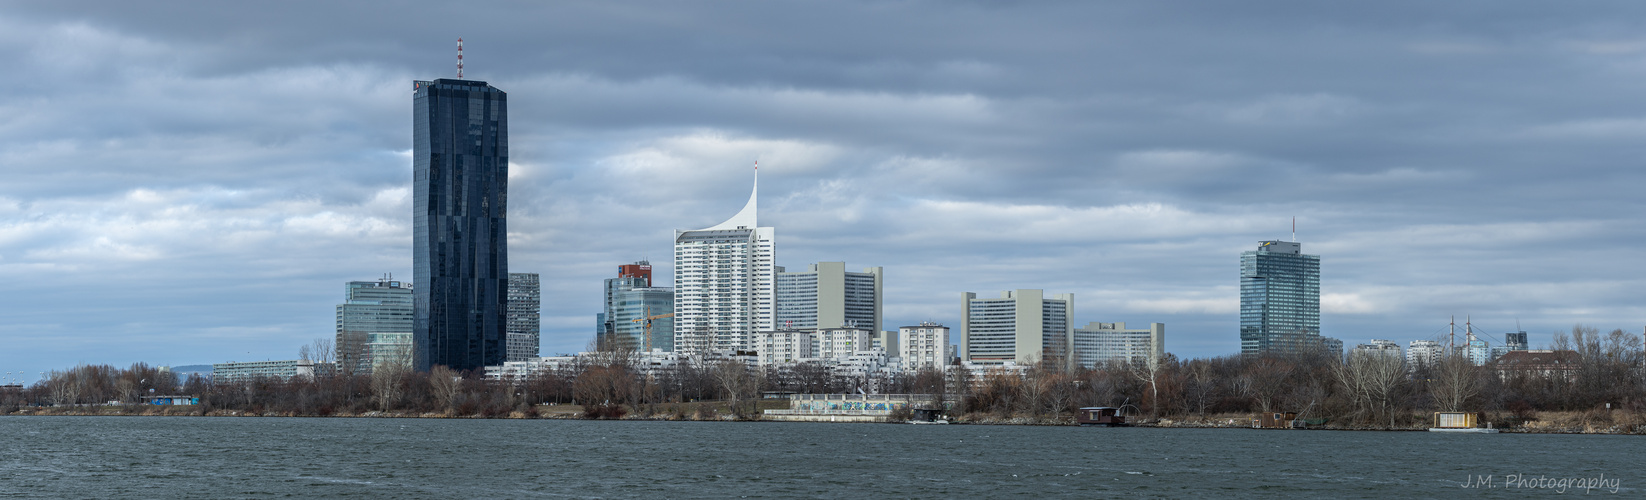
1407, 340, 1444, 370
673, 169, 775, 354
212, 360, 333, 384
960, 290, 1074, 367
1239, 240, 1321, 355
898, 322, 950, 371
1072, 322, 1165, 368
756, 330, 815, 366
413, 78, 509, 372
601, 262, 675, 352
1351, 339, 1403, 361
774, 262, 882, 333
507, 273, 541, 362
335, 278, 413, 375
1465, 336, 1491, 366
816, 328, 874, 361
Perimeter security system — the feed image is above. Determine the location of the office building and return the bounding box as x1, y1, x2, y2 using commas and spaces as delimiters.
506, 273, 540, 362
367, 332, 413, 371
601, 262, 675, 352
1239, 240, 1321, 355
335, 278, 414, 375
961, 290, 1074, 367
673, 169, 775, 354
898, 322, 950, 371
412, 78, 509, 372
1072, 322, 1165, 368
774, 262, 882, 333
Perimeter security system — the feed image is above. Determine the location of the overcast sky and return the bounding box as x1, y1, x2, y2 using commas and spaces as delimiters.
3, 1, 1645, 381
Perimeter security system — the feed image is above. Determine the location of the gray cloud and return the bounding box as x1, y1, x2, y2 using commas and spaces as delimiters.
3, 1, 1646, 379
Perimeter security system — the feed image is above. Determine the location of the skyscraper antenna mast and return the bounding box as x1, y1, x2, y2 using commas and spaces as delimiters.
457, 37, 464, 79
1292, 216, 1296, 242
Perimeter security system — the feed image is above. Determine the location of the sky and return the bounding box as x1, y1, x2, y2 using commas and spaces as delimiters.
3, 1, 1645, 382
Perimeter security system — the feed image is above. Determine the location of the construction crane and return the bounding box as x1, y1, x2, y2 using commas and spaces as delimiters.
629, 305, 674, 352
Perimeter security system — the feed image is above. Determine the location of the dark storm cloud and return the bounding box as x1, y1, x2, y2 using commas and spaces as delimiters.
3, 1, 1645, 378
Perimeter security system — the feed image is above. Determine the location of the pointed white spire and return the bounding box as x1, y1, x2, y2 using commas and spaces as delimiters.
704, 162, 759, 230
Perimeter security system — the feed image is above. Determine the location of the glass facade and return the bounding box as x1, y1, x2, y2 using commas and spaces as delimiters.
335, 279, 414, 375
1239, 240, 1320, 355
413, 78, 509, 372
506, 273, 540, 362
601, 273, 675, 352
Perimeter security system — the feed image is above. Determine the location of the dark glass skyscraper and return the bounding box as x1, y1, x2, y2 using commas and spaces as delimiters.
1239, 240, 1320, 355
413, 78, 508, 372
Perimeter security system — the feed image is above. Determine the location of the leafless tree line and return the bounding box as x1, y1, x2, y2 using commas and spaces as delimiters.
5, 325, 1641, 425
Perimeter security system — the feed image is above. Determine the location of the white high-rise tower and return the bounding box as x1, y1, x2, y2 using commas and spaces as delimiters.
673, 166, 775, 356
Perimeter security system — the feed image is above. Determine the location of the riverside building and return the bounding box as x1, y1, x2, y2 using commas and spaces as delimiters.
673, 168, 775, 355
412, 77, 509, 372
506, 273, 540, 361
335, 278, 413, 375
1239, 240, 1321, 355
960, 290, 1074, 367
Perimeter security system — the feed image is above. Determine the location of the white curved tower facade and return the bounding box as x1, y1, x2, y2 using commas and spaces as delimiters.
673, 168, 775, 356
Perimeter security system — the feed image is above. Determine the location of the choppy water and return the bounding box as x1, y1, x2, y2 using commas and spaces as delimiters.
0, 416, 1638, 498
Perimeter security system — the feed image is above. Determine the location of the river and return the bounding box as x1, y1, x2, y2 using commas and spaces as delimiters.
0, 416, 1636, 498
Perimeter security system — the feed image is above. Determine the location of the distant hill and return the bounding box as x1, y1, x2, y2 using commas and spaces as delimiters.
168, 364, 214, 375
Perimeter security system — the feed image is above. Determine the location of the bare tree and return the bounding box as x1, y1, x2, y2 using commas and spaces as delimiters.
1430, 354, 1483, 412
429, 366, 462, 412
712, 359, 761, 419
1334, 351, 1406, 426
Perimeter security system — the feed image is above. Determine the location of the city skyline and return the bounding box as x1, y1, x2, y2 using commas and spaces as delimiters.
5, 2, 1646, 380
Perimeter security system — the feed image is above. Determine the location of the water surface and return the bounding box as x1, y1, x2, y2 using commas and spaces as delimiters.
0, 417, 1637, 498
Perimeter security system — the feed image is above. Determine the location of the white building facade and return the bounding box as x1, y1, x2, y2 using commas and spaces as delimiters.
898, 322, 950, 371
673, 169, 775, 355
1351, 339, 1403, 361
756, 330, 815, 366
1407, 339, 1444, 369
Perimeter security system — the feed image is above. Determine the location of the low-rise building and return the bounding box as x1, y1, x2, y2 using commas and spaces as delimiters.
1351, 339, 1402, 361
756, 330, 814, 366
212, 360, 334, 383
1494, 350, 1581, 380
816, 328, 873, 361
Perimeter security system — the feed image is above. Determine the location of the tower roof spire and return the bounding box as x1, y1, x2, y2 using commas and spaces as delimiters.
704, 162, 758, 230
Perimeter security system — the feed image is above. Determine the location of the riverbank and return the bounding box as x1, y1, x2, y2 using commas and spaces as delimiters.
6, 404, 1643, 434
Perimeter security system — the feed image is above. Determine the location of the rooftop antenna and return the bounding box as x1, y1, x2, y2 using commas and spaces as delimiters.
1292, 216, 1297, 242
456, 37, 464, 79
